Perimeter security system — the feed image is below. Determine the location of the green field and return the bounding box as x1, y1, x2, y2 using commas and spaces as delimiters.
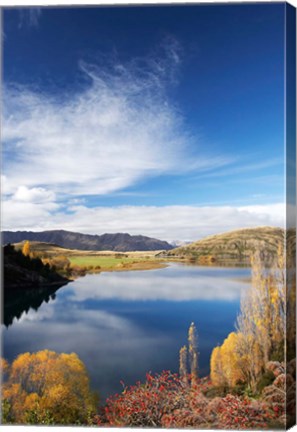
12, 241, 165, 273
69, 255, 141, 268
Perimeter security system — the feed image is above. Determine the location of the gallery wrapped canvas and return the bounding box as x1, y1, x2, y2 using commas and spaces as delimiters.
1, 1, 296, 429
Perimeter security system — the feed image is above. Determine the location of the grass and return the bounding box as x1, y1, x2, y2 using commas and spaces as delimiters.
68, 254, 167, 272
13, 241, 166, 273
69, 256, 142, 268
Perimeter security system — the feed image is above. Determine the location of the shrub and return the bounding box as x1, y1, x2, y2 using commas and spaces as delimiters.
105, 371, 186, 427
257, 370, 275, 393
215, 394, 273, 429
103, 371, 281, 429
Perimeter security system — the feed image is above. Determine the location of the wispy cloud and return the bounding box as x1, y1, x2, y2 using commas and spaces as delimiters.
2, 41, 232, 201
2, 40, 283, 241
191, 157, 283, 180
18, 8, 42, 29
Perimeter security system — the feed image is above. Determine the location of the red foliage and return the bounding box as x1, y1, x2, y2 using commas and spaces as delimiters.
214, 395, 272, 429
105, 371, 186, 427
102, 371, 279, 429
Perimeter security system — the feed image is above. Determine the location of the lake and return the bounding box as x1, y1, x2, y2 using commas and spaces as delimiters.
2, 263, 250, 401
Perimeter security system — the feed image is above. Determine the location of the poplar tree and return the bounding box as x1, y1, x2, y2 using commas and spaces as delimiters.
22, 241, 31, 257
179, 345, 188, 383
188, 322, 198, 382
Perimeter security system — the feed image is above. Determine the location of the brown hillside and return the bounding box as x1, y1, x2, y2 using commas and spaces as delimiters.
164, 226, 284, 265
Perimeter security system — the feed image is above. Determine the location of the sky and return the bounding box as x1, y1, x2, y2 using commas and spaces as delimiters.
1, 4, 286, 242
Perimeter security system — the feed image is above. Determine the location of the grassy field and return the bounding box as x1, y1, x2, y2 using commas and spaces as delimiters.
69, 255, 147, 268
13, 241, 166, 273
69, 255, 134, 267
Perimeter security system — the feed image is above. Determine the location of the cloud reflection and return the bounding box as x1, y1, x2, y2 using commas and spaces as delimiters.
67, 265, 249, 302
3, 301, 174, 398
3, 265, 248, 399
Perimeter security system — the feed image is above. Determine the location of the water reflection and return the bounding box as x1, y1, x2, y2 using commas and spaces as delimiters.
68, 264, 249, 302
2, 263, 250, 400
3, 283, 66, 327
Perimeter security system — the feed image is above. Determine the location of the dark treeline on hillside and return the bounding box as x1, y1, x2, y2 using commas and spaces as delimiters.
3, 243, 69, 289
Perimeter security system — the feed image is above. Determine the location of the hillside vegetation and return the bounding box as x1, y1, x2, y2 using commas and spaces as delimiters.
3, 243, 69, 289
163, 227, 284, 265
12, 241, 166, 276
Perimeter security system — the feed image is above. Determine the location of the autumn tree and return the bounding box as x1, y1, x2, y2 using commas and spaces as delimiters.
179, 345, 188, 383
286, 229, 296, 361
1, 350, 98, 425
210, 346, 225, 387
1, 357, 10, 382
179, 322, 199, 385
22, 241, 31, 257
236, 247, 285, 389
188, 322, 198, 382
211, 243, 286, 393
210, 333, 245, 387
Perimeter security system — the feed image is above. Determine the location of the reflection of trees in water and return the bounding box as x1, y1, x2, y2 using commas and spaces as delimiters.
3, 284, 66, 327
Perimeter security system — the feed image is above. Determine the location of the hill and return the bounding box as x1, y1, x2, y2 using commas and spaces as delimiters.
3, 243, 69, 289
162, 226, 284, 265
2, 230, 173, 252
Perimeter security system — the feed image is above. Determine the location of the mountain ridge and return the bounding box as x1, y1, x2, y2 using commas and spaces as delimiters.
2, 229, 173, 252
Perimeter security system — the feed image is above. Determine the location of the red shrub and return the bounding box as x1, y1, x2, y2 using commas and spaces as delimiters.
102, 372, 284, 429
215, 395, 272, 429
105, 371, 186, 427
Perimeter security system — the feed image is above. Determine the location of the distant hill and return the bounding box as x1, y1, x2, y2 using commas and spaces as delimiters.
2, 230, 173, 252
162, 226, 284, 264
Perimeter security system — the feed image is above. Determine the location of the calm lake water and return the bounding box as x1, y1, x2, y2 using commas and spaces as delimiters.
3, 263, 250, 400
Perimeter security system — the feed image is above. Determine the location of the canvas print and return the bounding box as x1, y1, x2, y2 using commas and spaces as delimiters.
1, 2, 296, 429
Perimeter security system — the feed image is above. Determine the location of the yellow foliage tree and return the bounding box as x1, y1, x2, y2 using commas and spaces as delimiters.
2, 350, 98, 425
1, 357, 10, 381
210, 346, 225, 386
22, 241, 31, 257
210, 333, 245, 387
210, 243, 287, 392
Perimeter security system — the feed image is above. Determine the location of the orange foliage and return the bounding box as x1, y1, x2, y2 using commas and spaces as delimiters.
1, 350, 97, 425
22, 241, 31, 257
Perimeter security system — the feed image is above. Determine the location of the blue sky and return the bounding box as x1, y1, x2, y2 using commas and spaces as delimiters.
2, 4, 286, 241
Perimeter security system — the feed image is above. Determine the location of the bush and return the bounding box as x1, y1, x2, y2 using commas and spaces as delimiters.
102, 372, 278, 429
257, 370, 275, 393
105, 371, 186, 427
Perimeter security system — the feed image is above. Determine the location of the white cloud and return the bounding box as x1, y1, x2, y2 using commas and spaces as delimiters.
1, 201, 284, 242
68, 268, 247, 302
2, 44, 285, 241
2, 43, 231, 199
1, 175, 13, 195
13, 186, 56, 203
2, 186, 59, 231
